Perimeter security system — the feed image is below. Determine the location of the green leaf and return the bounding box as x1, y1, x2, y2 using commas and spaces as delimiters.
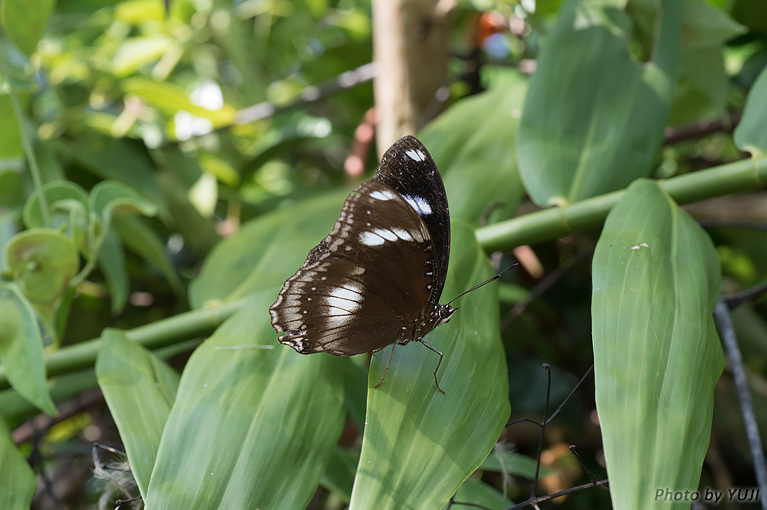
517, 0, 682, 205
420, 70, 527, 224
734, 65, 767, 158
121, 77, 237, 128
23, 181, 90, 253
112, 215, 182, 294
0, 92, 26, 159
480, 447, 555, 479
189, 190, 348, 307
88, 180, 158, 257
453, 477, 513, 510
111, 35, 174, 77
145, 293, 346, 508
0, 417, 36, 510
0, 283, 56, 416
349, 222, 509, 510
98, 231, 129, 314
0, 170, 24, 213
5, 229, 79, 308
592, 179, 723, 510
320, 446, 358, 503
69, 134, 166, 211
96, 329, 180, 499
1, 0, 56, 56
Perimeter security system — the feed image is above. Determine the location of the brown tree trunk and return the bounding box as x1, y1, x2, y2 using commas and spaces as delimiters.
373, 0, 451, 156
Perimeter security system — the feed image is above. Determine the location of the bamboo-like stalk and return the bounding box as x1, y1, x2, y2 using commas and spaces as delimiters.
476, 156, 767, 252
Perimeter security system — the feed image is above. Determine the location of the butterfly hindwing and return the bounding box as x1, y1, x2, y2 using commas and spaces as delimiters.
269, 179, 439, 356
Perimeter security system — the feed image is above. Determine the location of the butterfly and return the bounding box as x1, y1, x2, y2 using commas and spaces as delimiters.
269, 135, 507, 393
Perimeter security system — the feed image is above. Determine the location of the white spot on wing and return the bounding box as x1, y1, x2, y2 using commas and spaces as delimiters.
374, 228, 398, 242
360, 231, 385, 246
369, 190, 396, 201
325, 285, 363, 313
406, 149, 426, 162
402, 194, 432, 216
390, 228, 412, 241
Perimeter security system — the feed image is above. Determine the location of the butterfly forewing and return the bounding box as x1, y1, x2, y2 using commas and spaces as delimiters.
269, 178, 439, 356
373, 136, 450, 305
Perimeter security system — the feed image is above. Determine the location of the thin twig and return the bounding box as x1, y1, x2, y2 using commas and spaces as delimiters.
713, 299, 767, 510
546, 364, 593, 425
723, 282, 767, 310
531, 364, 551, 498
698, 220, 767, 232
663, 112, 741, 145
235, 62, 376, 125
506, 479, 609, 510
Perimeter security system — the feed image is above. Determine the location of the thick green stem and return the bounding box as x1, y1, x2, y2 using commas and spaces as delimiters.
0, 299, 246, 392
476, 156, 767, 252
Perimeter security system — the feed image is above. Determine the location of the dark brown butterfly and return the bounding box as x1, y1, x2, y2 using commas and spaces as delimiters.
269, 135, 507, 393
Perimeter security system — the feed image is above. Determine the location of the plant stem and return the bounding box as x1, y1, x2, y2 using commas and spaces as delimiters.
0, 41, 50, 226
0, 299, 246, 392
476, 156, 767, 252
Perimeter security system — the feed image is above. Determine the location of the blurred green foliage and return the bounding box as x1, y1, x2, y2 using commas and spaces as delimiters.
1, 0, 766, 508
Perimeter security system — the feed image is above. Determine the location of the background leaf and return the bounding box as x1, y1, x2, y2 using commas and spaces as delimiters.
0, 417, 36, 510
96, 329, 180, 498
1, 0, 56, 56
734, 65, 767, 158
0, 283, 56, 416
420, 70, 527, 224
517, 0, 682, 205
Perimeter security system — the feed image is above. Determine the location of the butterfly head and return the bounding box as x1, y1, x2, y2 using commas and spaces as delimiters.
436, 304, 457, 327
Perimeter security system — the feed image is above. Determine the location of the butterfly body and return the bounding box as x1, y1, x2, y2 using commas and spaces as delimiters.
269, 136, 454, 389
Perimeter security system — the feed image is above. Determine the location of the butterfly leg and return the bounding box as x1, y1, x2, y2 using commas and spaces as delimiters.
374, 343, 398, 389
420, 340, 445, 395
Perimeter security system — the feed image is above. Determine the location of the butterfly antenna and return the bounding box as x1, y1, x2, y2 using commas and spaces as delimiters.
445, 264, 517, 307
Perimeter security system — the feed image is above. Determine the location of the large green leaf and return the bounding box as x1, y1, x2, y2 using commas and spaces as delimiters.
349, 222, 509, 510
0, 283, 56, 416
145, 292, 346, 509
517, 0, 682, 205
96, 329, 180, 499
0, 418, 35, 510
420, 70, 526, 224
1, 0, 55, 56
734, 65, 767, 159
592, 179, 723, 510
